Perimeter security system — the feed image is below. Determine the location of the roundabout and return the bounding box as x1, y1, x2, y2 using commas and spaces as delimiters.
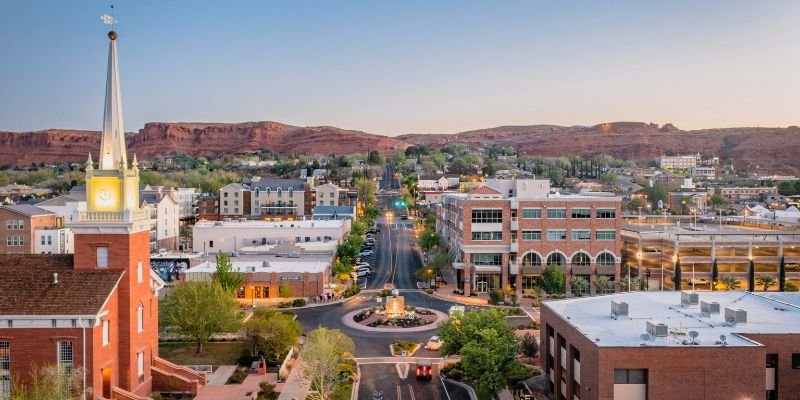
341, 306, 448, 333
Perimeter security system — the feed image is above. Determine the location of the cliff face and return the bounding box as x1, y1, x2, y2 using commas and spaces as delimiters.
398, 123, 800, 174
2, 121, 799, 174
0, 121, 408, 166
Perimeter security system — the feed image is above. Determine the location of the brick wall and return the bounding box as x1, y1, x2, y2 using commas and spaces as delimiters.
0, 210, 57, 254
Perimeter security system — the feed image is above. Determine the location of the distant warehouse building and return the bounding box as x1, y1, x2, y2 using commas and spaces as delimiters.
192, 219, 350, 253
540, 291, 800, 400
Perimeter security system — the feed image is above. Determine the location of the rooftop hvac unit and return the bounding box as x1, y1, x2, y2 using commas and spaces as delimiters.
239, 218, 247, 222
681, 291, 699, 307
725, 307, 747, 325
248, 266, 257, 273
700, 301, 720, 317
646, 321, 668, 337
611, 301, 629, 319
214, 222, 223, 226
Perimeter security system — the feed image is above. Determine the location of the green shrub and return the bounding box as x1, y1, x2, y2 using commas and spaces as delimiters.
278, 284, 292, 298
226, 368, 248, 384
291, 298, 306, 307
489, 289, 504, 305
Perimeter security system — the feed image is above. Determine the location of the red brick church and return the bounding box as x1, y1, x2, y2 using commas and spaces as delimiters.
0, 28, 205, 400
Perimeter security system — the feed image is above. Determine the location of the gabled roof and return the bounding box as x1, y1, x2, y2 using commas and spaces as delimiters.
0, 255, 123, 316
418, 175, 448, 181
251, 178, 306, 191
1, 204, 55, 217
313, 205, 357, 214
468, 186, 502, 195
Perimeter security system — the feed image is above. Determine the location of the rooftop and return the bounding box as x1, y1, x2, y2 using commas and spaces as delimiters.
0, 254, 123, 316
544, 291, 800, 348
187, 259, 329, 274
194, 219, 346, 229
1, 204, 55, 217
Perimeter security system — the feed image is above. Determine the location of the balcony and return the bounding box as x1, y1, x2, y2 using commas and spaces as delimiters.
79, 209, 150, 223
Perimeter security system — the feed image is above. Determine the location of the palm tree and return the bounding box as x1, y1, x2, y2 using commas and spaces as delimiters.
570, 276, 589, 297
595, 276, 613, 294
720, 275, 741, 291
755, 275, 777, 291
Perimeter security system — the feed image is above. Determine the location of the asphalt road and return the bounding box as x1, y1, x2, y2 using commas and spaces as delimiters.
357, 363, 445, 400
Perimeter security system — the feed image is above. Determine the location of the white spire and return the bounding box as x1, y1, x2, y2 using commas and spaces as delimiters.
99, 31, 127, 170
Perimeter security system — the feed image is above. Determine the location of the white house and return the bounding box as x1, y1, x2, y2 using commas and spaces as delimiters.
34, 227, 73, 254
192, 219, 350, 254
141, 192, 180, 252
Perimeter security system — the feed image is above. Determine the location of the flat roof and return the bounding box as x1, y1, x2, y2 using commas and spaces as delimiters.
187, 259, 329, 274
622, 223, 800, 237
543, 291, 800, 347
194, 219, 345, 229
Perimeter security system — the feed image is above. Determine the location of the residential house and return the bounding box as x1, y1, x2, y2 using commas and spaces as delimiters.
0, 204, 60, 254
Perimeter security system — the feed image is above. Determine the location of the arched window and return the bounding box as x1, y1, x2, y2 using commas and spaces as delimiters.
571, 252, 591, 267
266, 187, 271, 196
254, 187, 260, 197
277, 188, 283, 198
137, 261, 143, 283
546, 252, 566, 267
521, 252, 541, 267
137, 303, 144, 333
288, 187, 293, 197
597, 252, 616, 266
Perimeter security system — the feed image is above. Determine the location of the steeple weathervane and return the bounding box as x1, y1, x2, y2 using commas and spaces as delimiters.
98, 5, 127, 170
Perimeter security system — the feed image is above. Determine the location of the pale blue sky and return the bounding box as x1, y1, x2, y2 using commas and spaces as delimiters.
1, 1, 798, 134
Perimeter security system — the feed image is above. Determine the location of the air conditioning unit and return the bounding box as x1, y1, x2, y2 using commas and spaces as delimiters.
681, 291, 699, 307
700, 301, 720, 317
725, 307, 747, 325
248, 266, 257, 273
611, 301, 629, 319
646, 321, 668, 337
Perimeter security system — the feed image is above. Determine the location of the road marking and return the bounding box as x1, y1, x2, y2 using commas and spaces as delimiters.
408, 384, 416, 400
396, 384, 401, 400
396, 362, 409, 379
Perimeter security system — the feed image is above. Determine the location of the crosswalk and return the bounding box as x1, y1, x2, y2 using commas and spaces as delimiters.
390, 222, 415, 230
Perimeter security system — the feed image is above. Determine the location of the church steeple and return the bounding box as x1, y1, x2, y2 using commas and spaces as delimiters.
99, 30, 128, 170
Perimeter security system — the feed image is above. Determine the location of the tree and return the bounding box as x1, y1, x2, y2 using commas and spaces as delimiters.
779, 256, 786, 291
674, 260, 682, 291
719, 275, 741, 291
569, 276, 589, 296
279, 284, 293, 298
519, 332, 539, 363
438, 310, 520, 396
708, 193, 728, 211
600, 171, 618, 187
257, 382, 279, 400
160, 281, 241, 353
540, 265, 565, 295
748, 260, 755, 292
594, 275, 613, 294
756, 275, 777, 291
302, 328, 356, 400
367, 150, 385, 166
214, 252, 244, 293
711, 259, 719, 291
354, 178, 377, 207
244, 309, 302, 363
417, 228, 440, 253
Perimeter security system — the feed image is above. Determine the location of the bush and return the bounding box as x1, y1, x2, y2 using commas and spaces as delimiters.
489, 289, 504, 305
342, 285, 361, 298
392, 340, 417, 353
278, 284, 292, 298
379, 289, 393, 297
425, 288, 434, 294
291, 298, 306, 307
226, 368, 248, 384
257, 382, 278, 400
440, 362, 465, 381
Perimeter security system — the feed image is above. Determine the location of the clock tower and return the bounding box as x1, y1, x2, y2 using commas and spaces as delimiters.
69, 29, 161, 396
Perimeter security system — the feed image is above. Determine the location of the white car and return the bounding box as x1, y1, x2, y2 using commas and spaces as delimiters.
360, 250, 375, 257
425, 336, 442, 351
357, 270, 371, 277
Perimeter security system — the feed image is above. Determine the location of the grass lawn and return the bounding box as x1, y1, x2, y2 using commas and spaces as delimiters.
159, 341, 245, 366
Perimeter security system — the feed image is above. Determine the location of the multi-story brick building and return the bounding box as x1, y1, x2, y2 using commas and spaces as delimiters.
657, 154, 699, 170
0, 204, 59, 254
436, 179, 622, 296
0, 28, 204, 400
540, 291, 800, 400
720, 186, 777, 202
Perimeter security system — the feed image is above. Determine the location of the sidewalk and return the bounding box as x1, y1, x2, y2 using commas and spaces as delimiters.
277, 356, 307, 400
425, 268, 489, 305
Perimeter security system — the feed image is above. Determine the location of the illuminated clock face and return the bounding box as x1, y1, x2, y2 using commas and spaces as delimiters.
98, 189, 113, 202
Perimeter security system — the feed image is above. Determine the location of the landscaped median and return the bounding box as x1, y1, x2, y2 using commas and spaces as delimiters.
390, 340, 421, 357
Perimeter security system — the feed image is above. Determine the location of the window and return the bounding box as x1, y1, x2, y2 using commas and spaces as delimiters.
521, 230, 541, 240
96, 247, 108, 268
571, 230, 591, 241
47, 236, 52, 245
521, 275, 538, 290
792, 353, 800, 369
521, 252, 541, 267
57, 341, 73, 391
547, 230, 567, 241
472, 253, 502, 266
547, 253, 566, 267
572, 252, 591, 266
234, 200, 239, 206
597, 208, 616, 219
102, 319, 110, 346
137, 261, 143, 283
137, 352, 144, 379
223, 208, 228, 213
41, 236, 46, 245
234, 192, 239, 198
0, 342, 9, 400
236, 287, 245, 298
546, 208, 566, 219
471, 232, 503, 241
329, 192, 334, 198
521, 208, 541, 219
209, 240, 214, 248
223, 192, 228, 197
597, 252, 616, 266
17, 236, 22, 247
223, 200, 228, 206
18, 221, 23, 230
471, 209, 503, 223
571, 208, 591, 219
596, 230, 616, 240
137, 304, 144, 333
614, 369, 647, 384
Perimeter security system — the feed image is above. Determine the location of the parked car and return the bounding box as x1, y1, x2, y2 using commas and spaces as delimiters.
425, 336, 442, 351
360, 250, 375, 257
357, 270, 372, 277
401, 214, 409, 220
415, 360, 432, 380
357, 268, 373, 275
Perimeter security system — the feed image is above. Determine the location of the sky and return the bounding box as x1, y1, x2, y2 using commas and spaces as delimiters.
1, 1, 799, 135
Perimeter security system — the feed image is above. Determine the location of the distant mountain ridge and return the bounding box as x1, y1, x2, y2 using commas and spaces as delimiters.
1, 121, 798, 174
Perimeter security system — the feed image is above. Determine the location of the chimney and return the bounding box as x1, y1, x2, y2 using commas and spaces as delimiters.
52, 273, 58, 284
